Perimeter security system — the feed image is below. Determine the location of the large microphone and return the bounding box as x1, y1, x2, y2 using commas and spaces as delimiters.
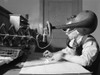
38, 10, 98, 42
45, 10, 97, 36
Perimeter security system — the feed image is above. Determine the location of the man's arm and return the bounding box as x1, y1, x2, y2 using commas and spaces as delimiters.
62, 41, 98, 66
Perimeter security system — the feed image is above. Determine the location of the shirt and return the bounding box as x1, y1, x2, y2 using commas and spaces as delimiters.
62, 35, 99, 66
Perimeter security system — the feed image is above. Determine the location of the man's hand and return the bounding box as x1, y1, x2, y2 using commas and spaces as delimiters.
43, 50, 53, 58
0, 56, 13, 65
48, 51, 63, 62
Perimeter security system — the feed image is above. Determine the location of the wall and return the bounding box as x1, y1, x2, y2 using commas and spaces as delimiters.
83, 0, 100, 46
0, 0, 40, 29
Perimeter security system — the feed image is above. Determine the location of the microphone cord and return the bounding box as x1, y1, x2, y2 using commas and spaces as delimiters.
35, 33, 53, 49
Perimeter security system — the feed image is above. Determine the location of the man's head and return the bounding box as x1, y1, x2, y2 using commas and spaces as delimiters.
64, 10, 98, 39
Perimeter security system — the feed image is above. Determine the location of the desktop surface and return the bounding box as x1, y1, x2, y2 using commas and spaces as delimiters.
19, 53, 91, 75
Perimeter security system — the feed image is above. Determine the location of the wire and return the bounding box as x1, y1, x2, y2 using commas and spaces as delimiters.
36, 33, 53, 49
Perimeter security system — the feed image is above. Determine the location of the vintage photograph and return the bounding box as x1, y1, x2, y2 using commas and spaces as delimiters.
0, 0, 100, 75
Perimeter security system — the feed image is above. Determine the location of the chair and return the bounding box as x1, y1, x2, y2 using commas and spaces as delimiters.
86, 51, 100, 75
97, 61, 100, 75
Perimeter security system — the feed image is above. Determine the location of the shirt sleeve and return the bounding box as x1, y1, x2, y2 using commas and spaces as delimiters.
80, 40, 98, 66
62, 39, 76, 55
62, 46, 76, 55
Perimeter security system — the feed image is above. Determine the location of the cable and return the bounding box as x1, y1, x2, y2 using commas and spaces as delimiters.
36, 33, 53, 49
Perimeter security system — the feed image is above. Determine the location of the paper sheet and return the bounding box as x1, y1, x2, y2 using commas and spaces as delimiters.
19, 53, 91, 74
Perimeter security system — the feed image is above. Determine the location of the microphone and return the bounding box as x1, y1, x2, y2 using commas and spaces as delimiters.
42, 27, 47, 42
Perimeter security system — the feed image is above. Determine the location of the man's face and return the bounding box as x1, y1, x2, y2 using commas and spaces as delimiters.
65, 28, 79, 40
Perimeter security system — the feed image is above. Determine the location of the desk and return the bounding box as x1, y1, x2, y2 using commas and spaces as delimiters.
19, 53, 91, 75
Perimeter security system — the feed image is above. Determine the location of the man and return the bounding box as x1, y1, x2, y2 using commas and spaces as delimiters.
44, 10, 99, 74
